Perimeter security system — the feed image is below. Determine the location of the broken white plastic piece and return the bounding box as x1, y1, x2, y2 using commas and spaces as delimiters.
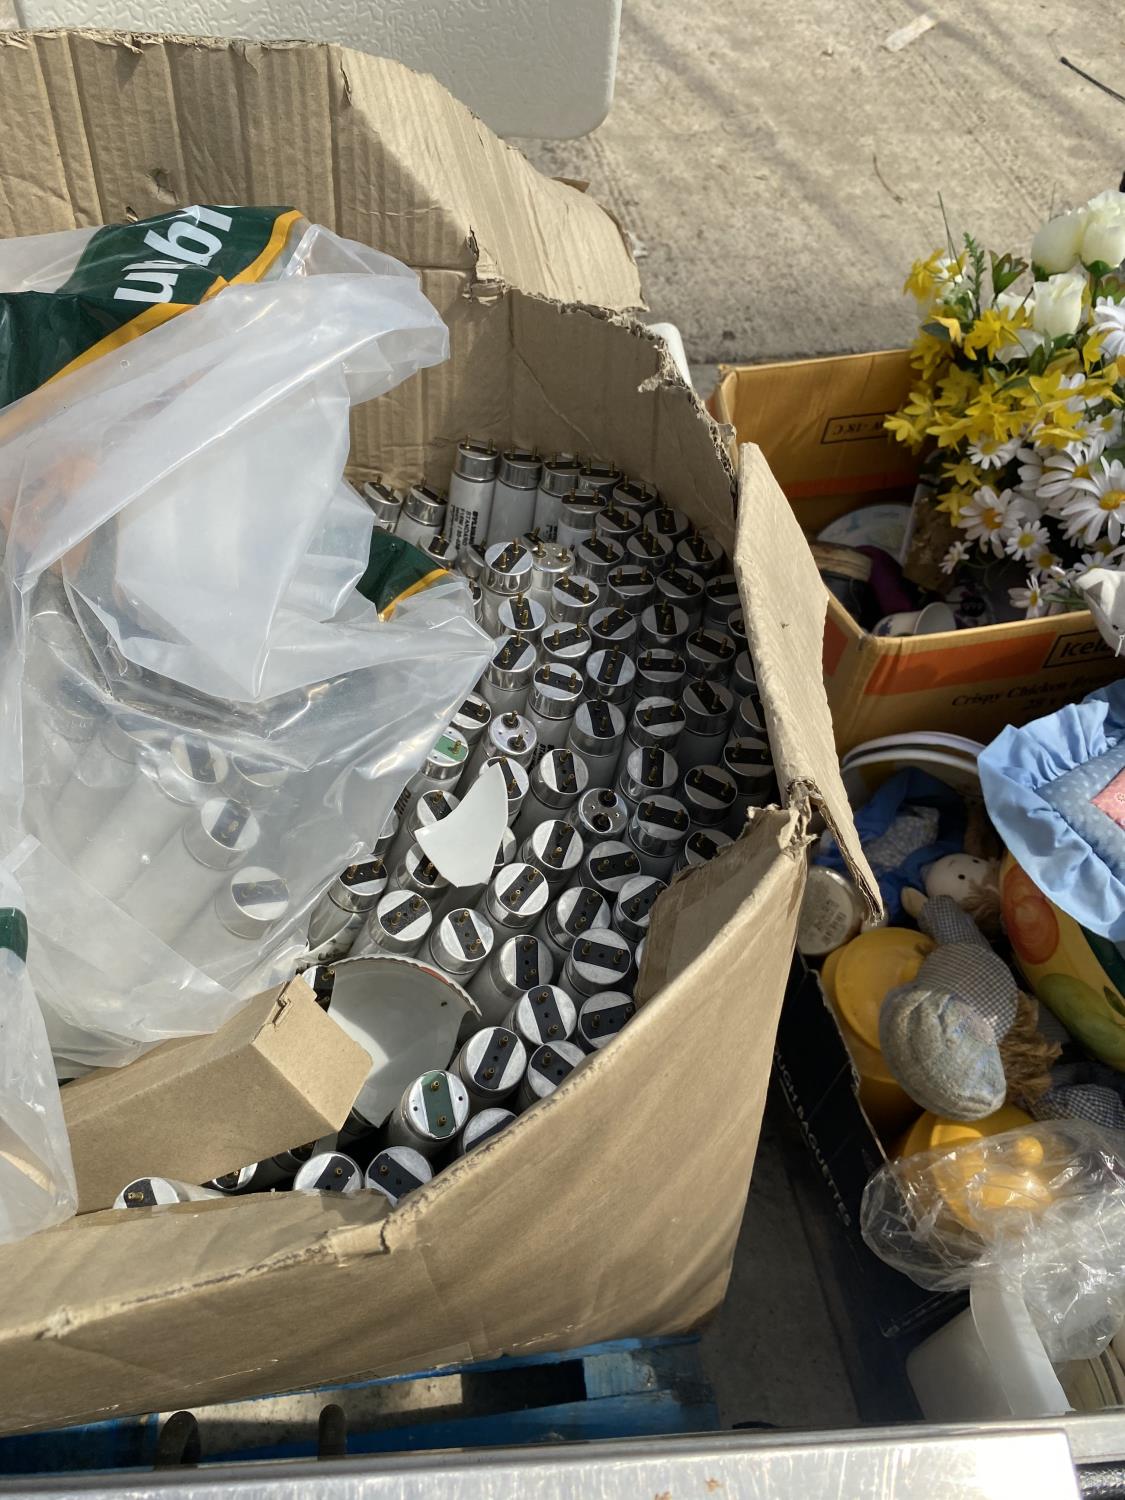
416, 760, 508, 887
328, 954, 479, 1127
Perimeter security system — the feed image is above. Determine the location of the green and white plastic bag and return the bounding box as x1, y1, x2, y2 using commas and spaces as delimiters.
0, 206, 490, 1088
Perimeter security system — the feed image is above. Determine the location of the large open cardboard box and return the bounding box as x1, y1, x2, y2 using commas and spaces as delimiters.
0, 30, 874, 1434
712, 352, 1123, 753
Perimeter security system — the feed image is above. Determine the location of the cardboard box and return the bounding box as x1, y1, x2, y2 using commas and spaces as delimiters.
63, 979, 372, 1214
775, 957, 960, 1341
713, 352, 1123, 752
0, 30, 873, 1434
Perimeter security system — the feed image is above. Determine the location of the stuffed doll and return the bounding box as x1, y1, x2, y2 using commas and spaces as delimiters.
881, 892, 1125, 1130
879, 894, 1057, 1122
901, 852, 1000, 933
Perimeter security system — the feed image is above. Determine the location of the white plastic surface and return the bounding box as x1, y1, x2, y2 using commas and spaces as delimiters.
908, 1284, 1071, 1423
0, 862, 76, 1243
11, 0, 621, 139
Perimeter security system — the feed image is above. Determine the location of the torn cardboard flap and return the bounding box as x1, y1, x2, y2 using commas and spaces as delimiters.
0, 30, 643, 313
0, 814, 805, 1436
62, 979, 371, 1213
735, 444, 880, 916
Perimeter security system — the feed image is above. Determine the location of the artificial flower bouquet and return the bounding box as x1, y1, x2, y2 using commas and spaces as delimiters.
888, 190, 1125, 621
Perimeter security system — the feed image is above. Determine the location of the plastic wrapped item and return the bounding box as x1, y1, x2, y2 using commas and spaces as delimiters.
0, 863, 77, 1240
0, 207, 491, 1067
861, 1121, 1125, 1361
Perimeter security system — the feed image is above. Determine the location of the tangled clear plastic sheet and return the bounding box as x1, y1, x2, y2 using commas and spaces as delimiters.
0, 863, 76, 1242
0, 216, 492, 1076
861, 1121, 1125, 1361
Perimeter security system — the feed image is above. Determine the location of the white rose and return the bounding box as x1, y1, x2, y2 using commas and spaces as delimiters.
1085, 189, 1125, 219
1031, 210, 1086, 274
1031, 270, 1087, 338
1080, 213, 1125, 268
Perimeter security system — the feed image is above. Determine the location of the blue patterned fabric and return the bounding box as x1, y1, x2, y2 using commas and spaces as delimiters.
979, 682, 1125, 941
817, 769, 965, 921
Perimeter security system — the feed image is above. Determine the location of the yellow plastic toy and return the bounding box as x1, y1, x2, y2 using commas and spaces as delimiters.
823, 928, 934, 1139
895, 1103, 1033, 1162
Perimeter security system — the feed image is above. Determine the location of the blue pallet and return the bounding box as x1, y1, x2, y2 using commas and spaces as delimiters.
0, 1336, 718, 1475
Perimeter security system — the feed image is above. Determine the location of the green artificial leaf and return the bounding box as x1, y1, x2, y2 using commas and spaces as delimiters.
1084, 259, 1114, 279
938, 191, 958, 265
990, 250, 1028, 296
962, 232, 988, 317
1031, 261, 1050, 283
922, 320, 952, 343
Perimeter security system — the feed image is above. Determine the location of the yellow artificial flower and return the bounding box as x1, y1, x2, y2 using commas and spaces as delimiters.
941, 456, 981, 489
930, 315, 964, 346
936, 487, 974, 522
1035, 419, 1088, 449
904, 249, 963, 306
1028, 363, 1082, 406
1083, 329, 1106, 370
928, 408, 975, 448
1085, 360, 1123, 404
910, 329, 953, 381
962, 305, 1029, 361
963, 379, 1022, 443
885, 411, 928, 450
935, 364, 981, 412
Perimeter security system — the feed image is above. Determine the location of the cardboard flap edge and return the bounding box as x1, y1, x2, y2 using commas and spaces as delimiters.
735, 444, 880, 915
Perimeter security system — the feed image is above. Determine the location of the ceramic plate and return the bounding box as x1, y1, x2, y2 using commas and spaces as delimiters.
841, 731, 986, 769
817, 503, 912, 561
842, 747, 981, 805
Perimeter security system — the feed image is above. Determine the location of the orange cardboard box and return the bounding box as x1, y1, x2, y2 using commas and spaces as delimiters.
712, 350, 1123, 752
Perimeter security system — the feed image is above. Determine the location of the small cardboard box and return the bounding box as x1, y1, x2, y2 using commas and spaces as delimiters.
0, 30, 873, 1435
713, 351, 1122, 752
63, 979, 371, 1213
774, 957, 959, 1341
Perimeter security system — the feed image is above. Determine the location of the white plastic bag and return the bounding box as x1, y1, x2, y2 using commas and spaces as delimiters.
0, 862, 76, 1239
0, 207, 492, 1069
862, 1121, 1125, 1361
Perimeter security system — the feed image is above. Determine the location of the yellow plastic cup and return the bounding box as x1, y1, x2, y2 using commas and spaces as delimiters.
895, 1103, 1034, 1161
823, 928, 934, 1140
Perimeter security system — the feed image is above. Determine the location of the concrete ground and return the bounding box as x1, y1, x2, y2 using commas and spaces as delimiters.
518, 0, 1125, 397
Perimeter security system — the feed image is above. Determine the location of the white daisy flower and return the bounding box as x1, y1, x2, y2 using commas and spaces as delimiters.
957, 486, 1014, 557
940, 540, 969, 575
1092, 297, 1125, 360
1078, 404, 1124, 444
1037, 434, 1109, 514
1009, 574, 1055, 619
1080, 539, 1125, 570
1032, 545, 1062, 574
1015, 445, 1045, 498
1005, 490, 1044, 524
967, 434, 1022, 470
1061, 457, 1125, 545
1003, 516, 1050, 561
